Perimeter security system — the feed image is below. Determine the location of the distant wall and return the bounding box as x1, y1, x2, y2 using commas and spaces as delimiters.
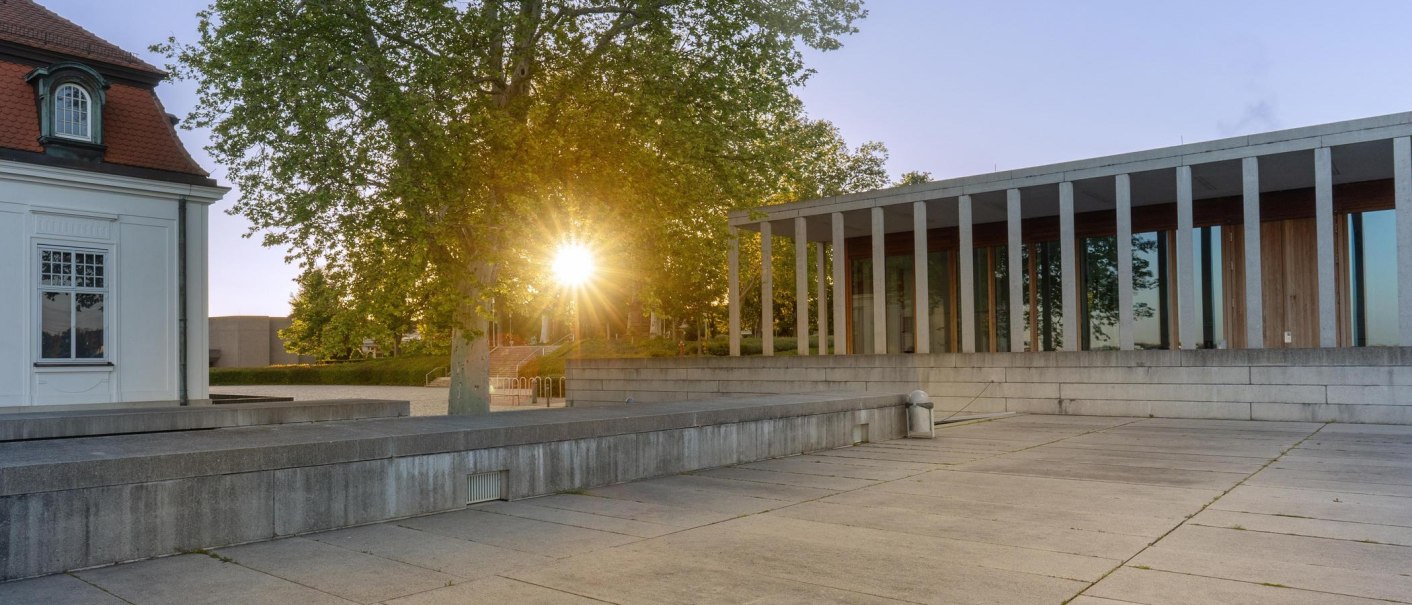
209, 316, 313, 367
567, 348, 1412, 425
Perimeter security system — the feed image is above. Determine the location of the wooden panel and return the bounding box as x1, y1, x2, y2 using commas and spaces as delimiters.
1223, 226, 1246, 350
1261, 221, 1287, 348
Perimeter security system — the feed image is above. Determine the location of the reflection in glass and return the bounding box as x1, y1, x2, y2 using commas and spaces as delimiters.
1024, 241, 1063, 351
1081, 236, 1119, 350
972, 246, 1009, 352
1131, 231, 1170, 349
1193, 226, 1225, 348
927, 250, 954, 352
1348, 210, 1398, 346
41, 291, 71, 358
75, 293, 105, 358
884, 255, 915, 353
851, 258, 873, 354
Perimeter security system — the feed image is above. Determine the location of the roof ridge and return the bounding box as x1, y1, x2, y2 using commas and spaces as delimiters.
0, 0, 163, 74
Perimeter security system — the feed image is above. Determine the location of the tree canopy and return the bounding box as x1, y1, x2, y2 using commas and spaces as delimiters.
160, 0, 883, 413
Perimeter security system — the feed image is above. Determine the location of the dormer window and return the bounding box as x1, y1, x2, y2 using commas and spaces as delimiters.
26, 61, 108, 159
53, 83, 92, 141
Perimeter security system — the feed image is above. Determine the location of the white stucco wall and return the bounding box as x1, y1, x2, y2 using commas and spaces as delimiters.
0, 160, 225, 409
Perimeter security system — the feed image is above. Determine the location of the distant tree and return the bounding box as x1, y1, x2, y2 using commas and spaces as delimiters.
281, 267, 362, 360
162, 0, 870, 413
894, 170, 932, 186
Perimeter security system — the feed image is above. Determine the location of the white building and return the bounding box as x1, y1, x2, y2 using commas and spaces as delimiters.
0, 0, 226, 410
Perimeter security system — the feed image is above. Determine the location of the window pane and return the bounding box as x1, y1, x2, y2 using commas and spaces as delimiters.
1132, 231, 1170, 349
55, 84, 90, 139
75, 293, 105, 358
1082, 236, 1119, 350
1193, 226, 1224, 348
851, 258, 874, 354
40, 249, 72, 286
41, 291, 72, 359
927, 250, 953, 352
884, 254, 915, 354
1025, 241, 1063, 351
1351, 210, 1399, 346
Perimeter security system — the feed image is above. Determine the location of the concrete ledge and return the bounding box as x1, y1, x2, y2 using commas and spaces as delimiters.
568, 348, 1412, 425
0, 399, 411, 442
0, 392, 904, 581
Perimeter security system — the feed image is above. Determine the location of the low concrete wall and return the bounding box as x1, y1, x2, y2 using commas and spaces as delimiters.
567, 348, 1412, 424
0, 392, 903, 581
0, 399, 409, 442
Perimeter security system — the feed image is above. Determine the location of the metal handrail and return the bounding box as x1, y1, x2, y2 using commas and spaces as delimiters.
424, 366, 447, 387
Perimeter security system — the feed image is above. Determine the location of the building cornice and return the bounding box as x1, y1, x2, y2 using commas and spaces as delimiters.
730, 110, 1412, 227
0, 158, 228, 204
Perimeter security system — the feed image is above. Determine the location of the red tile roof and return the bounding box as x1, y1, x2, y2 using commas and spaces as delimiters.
0, 0, 162, 74
0, 1, 208, 177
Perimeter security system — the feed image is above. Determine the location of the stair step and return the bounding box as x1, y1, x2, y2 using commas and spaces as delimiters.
427, 377, 451, 388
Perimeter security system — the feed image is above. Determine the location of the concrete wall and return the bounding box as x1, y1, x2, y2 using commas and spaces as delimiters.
567, 348, 1412, 424
209, 316, 312, 367
0, 392, 903, 581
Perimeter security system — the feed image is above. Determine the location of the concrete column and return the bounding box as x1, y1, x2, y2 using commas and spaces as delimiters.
816, 242, 828, 354
1059, 181, 1077, 351
794, 217, 809, 355
1176, 166, 1196, 349
1007, 189, 1024, 352
871, 206, 886, 354
760, 221, 773, 356
958, 195, 976, 353
541, 314, 551, 344
1396, 137, 1412, 346
1242, 157, 1264, 349
1315, 147, 1336, 348
1116, 174, 1135, 351
728, 229, 741, 356
832, 212, 847, 355
913, 201, 930, 354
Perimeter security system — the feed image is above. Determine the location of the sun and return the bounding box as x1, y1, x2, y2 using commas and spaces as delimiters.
551, 242, 595, 287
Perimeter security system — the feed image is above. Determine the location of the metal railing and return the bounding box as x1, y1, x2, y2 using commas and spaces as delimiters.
424, 366, 448, 387
489, 376, 566, 406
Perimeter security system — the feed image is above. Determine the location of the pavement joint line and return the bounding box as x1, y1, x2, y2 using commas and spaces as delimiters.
486, 574, 621, 604
191, 546, 373, 604
1186, 517, 1412, 545
471, 505, 666, 539
67, 571, 137, 605
1068, 421, 1334, 604
1100, 564, 1412, 604
389, 519, 622, 560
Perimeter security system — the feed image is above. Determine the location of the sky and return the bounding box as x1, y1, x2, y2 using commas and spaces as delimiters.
38, 0, 1412, 317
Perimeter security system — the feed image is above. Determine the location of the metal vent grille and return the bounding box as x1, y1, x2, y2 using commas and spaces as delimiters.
467, 470, 507, 504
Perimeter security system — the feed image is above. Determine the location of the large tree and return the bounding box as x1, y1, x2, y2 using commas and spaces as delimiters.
162, 0, 869, 413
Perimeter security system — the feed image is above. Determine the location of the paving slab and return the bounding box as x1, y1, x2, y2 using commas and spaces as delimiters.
615, 520, 1091, 604
882, 470, 1224, 519
474, 500, 681, 538
306, 524, 555, 579
638, 473, 840, 502
75, 553, 357, 605
518, 493, 736, 528
952, 457, 1250, 490
735, 455, 926, 481
1000, 446, 1270, 473
0, 573, 127, 605
214, 537, 457, 604
397, 508, 643, 558
1130, 546, 1412, 602
817, 488, 1180, 537
1189, 508, 1412, 546
383, 576, 603, 605
689, 465, 880, 491
502, 548, 910, 604
1084, 566, 1389, 605
582, 481, 788, 516
1212, 485, 1412, 526
771, 500, 1153, 559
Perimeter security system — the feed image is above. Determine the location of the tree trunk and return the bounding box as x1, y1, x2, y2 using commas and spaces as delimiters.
449, 265, 494, 415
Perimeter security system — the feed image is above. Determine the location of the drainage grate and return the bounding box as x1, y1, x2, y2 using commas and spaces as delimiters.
467, 470, 507, 504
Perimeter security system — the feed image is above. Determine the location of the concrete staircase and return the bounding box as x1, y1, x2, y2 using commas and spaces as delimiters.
490, 345, 554, 378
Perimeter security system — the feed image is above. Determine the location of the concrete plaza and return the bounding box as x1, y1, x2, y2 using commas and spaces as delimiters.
3, 414, 1409, 604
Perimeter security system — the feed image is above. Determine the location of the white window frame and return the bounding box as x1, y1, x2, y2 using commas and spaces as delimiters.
36, 244, 110, 363
52, 83, 92, 142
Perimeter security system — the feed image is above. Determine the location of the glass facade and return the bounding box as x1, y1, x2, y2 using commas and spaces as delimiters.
1081, 236, 1119, 350
884, 255, 915, 353
973, 246, 1010, 353
927, 250, 955, 352
1131, 231, 1171, 349
1023, 241, 1063, 351
1347, 209, 1398, 346
850, 257, 874, 354
1193, 226, 1225, 349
